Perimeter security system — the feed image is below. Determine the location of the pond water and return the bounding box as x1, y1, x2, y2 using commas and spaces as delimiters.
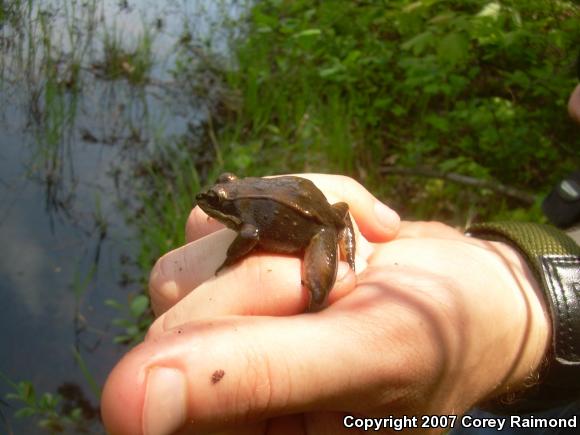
0, 1, 246, 432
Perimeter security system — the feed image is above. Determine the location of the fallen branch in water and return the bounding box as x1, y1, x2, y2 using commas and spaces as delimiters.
379, 165, 537, 205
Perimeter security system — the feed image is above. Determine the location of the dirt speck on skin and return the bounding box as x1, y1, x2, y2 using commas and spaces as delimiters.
211, 369, 225, 384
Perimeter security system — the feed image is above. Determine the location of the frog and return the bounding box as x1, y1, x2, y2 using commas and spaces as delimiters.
195, 173, 356, 311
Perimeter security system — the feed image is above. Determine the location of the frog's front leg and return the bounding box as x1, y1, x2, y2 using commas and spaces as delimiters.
303, 227, 339, 311
216, 223, 259, 274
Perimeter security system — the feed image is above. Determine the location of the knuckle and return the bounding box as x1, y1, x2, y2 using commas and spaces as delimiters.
148, 257, 165, 298
230, 341, 280, 422
240, 255, 284, 292
185, 206, 207, 240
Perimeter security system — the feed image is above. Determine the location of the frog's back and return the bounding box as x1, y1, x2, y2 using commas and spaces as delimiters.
232, 176, 335, 224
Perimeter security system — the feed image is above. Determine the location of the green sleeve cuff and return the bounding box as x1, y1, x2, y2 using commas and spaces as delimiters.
466, 222, 580, 285
466, 222, 580, 413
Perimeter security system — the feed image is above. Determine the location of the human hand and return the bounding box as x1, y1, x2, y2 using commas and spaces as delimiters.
102, 175, 549, 435
568, 83, 580, 124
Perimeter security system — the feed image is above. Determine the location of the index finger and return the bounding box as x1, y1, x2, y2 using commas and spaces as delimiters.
186, 173, 399, 243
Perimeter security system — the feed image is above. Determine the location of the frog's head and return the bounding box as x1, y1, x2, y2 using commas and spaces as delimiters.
196, 184, 241, 229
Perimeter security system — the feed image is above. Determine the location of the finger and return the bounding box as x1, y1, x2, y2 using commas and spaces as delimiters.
398, 221, 465, 240
295, 174, 399, 242
206, 422, 267, 435
185, 174, 399, 243
150, 228, 367, 316
568, 83, 580, 123
102, 290, 426, 435
149, 229, 236, 315
147, 256, 356, 337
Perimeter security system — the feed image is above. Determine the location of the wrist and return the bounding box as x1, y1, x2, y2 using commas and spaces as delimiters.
433, 237, 551, 412
485, 241, 551, 398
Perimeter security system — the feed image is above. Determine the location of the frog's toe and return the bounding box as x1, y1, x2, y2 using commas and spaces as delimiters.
216, 224, 259, 274
332, 202, 349, 219
333, 202, 356, 271
307, 285, 327, 312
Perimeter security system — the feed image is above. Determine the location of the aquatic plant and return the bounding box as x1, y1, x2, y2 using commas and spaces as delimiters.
0, 371, 95, 434
96, 24, 154, 85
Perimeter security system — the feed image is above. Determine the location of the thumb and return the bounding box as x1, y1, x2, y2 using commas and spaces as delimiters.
101, 310, 405, 435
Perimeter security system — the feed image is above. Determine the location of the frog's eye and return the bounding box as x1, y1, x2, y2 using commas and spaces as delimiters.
217, 173, 237, 183
215, 187, 228, 200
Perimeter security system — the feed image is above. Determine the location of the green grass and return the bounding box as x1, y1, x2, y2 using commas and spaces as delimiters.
112, 140, 205, 344
98, 24, 154, 85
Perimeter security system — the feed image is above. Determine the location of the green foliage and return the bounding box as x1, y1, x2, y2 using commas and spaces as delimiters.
71, 348, 101, 402
109, 140, 204, 344
130, 143, 203, 269
105, 294, 152, 345
0, 374, 84, 434
214, 0, 580, 222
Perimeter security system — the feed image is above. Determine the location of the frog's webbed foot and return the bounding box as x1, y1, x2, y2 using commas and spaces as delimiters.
216, 223, 259, 274
332, 202, 356, 271
303, 228, 338, 311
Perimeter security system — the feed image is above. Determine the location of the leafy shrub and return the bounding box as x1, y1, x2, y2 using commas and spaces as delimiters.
217, 0, 579, 222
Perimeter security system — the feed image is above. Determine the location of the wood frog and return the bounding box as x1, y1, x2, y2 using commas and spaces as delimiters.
196, 173, 356, 311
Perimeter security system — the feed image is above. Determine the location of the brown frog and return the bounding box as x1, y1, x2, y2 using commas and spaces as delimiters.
195, 173, 356, 311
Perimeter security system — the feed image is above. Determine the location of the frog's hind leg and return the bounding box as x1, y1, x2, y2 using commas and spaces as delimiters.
303, 228, 338, 311
216, 223, 259, 274
332, 202, 356, 271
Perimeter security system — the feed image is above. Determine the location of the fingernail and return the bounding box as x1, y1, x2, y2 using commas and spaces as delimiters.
143, 367, 187, 435
374, 200, 399, 230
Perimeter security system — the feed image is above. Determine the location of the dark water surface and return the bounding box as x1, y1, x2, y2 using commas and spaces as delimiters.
0, 93, 134, 433
0, 1, 245, 432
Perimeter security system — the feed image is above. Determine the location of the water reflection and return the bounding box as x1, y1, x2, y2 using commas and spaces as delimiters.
0, 0, 247, 432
